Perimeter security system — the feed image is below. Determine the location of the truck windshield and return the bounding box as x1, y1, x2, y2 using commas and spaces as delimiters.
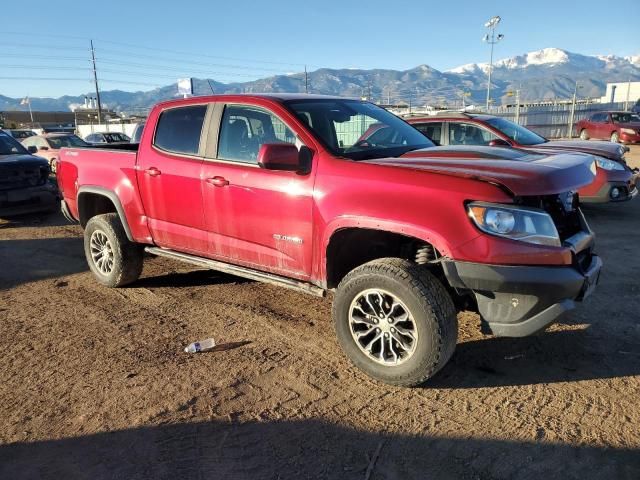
0, 133, 28, 155
285, 99, 434, 160
484, 117, 547, 146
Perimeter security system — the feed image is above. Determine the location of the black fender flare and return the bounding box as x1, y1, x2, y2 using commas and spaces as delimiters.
76, 186, 134, 241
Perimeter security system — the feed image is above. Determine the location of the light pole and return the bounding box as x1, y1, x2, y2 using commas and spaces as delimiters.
483, 16, 504, 111
567, 81, 583, 138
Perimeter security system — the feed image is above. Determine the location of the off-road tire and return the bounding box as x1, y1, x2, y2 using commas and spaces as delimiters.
333, 258, 458, 387
579, 129, 589, 140
611, 131, 619, 143
84, 213, 144, 287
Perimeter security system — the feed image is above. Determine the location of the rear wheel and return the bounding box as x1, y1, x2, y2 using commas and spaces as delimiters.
611, 131, 619, 143
84, 213, 144, 287
579, 129, 589, 140
333, 258, 458, 387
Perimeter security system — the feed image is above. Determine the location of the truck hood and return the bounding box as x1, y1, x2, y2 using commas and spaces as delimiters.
0, 153, 49, 167
366, 149, 596, 196
531, 140, 627, 161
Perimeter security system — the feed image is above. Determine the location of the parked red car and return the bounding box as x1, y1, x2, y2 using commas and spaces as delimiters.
401, 113, 637, 203
57, 94, 601, 386
575, 111, 640, 144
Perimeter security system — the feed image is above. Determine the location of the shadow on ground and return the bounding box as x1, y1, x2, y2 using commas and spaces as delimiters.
0, 418, 637, 480
430, 327, 640, 389
135, 268, 254, 289
0, 211, 71, 229
0, 237, 86, 290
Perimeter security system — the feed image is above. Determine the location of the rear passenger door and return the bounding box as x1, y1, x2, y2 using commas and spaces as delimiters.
136, 104, 209, 254
200, 103, 315, 279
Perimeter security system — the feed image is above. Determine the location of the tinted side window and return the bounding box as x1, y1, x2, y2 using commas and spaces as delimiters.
218, 105, 296, 164
414, 122, 442, 143
154, 105, 207, 155
449, 123, 498, 146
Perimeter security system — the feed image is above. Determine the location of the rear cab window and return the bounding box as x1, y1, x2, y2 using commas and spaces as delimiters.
154, 105, 207, 155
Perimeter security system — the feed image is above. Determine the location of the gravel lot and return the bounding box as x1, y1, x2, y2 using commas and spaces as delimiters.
1, 145, 639, 479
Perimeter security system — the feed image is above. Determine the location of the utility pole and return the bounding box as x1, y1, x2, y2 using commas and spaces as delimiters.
567, 81, 579, 138
304, 65, 309, 94
483, 16, 504, 111
515, 89, 521, 124
90, 40, 103, 124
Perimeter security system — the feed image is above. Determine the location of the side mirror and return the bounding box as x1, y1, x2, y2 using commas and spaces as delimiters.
27, 145, 38, 154
488, 139, 511, 147
39, 146, 49, 151
257, 143, 302, 172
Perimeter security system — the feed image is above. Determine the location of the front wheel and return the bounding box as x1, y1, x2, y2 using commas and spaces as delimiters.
580, 129, 589, 140
332, 258, 458, 387
84, 213, 144, 287
611, 131, 619, 143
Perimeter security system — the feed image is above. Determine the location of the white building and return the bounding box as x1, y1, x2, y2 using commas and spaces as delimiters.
600, 81, 640, 105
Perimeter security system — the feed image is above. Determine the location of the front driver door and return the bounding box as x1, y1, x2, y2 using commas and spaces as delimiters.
200, 103, 315, 279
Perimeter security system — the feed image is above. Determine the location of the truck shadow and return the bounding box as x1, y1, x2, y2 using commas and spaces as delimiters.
0, 237, 87, 290
0, 418, 637, 479
430, 327, 640, 389
135, 268, 254, 288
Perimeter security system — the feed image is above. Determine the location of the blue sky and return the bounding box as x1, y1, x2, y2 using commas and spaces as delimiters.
1, 0, 638, 98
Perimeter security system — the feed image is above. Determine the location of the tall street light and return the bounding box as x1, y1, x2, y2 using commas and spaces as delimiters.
483, 16, 504, 111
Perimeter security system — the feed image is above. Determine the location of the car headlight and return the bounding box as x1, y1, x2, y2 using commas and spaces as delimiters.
595, 156, 625, 171
467, 202, 561, 247
621, 128, 636, 135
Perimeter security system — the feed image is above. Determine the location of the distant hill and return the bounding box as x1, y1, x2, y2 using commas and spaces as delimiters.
1, 48, 638, 113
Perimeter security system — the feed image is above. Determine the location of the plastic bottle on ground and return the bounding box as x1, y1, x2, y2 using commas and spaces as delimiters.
184, 338, 216, 353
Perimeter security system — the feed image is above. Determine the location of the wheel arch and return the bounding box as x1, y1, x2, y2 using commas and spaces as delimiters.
77, 186, 134, 241
323, 220, 452, 289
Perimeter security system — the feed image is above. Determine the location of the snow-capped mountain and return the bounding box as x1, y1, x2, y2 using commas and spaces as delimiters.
1, 48, 638, 113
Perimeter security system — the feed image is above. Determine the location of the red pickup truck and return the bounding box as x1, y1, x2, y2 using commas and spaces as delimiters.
57, 94, 601, 386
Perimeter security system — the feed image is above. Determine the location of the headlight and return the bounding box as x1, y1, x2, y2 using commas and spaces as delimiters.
595, 156, 625, 171
621, 128, 636, 135
467, 202, 561, 247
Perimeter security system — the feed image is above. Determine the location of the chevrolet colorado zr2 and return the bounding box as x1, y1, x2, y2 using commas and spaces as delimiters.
57, 94, 602, 386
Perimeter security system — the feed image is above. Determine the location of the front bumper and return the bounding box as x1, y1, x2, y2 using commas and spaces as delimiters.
443, 253, 602, 337
581, 180, 638, 203
0, 183, 59, 217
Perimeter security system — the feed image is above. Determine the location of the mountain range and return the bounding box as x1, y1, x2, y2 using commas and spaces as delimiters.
1, 48, 638, 113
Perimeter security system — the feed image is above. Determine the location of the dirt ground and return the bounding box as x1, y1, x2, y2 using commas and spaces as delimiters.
1, 146, 639, 480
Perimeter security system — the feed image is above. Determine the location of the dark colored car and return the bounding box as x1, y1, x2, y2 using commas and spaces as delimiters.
85, 132, 131, 144
402, 113, 637, 203
58, 94, 601, 387
21, 133, 89, 174
575, 111, 640, 144
0, 130, 58, 217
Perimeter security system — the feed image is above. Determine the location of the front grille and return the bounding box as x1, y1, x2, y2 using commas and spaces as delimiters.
515, 193, 582, 241
0, 165, 49, 191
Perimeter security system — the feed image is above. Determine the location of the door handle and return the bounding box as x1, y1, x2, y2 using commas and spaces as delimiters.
145, 167, 161, 177
206, 176, 230, 187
